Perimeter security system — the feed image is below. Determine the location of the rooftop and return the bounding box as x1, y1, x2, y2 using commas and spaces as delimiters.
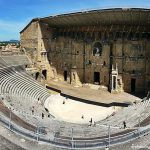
41, 8, 150, 26
20, 8, 150, 33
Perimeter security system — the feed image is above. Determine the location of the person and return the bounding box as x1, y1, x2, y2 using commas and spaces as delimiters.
123, 121, 126, 129
45, 108, 48, 112
32, 106, 34, 115
42, 113, 44, 119
32, 109, 34, 115
90, 118, 93, 124
37, 98, 41, 104
89, 118, 93, 126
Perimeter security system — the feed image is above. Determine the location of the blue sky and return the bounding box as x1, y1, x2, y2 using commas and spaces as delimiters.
0, 0, 150, 41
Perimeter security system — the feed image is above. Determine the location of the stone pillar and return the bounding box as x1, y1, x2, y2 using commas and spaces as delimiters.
70, 66, 82, 87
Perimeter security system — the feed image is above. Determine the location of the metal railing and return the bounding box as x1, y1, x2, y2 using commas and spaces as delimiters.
0, 112, 150, 149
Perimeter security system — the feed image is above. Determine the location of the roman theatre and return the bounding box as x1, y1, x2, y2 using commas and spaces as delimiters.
0, 8, 150, 149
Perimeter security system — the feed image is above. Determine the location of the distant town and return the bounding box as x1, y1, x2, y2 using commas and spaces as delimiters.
0, 40, 20, 55
0, 40, 20, 46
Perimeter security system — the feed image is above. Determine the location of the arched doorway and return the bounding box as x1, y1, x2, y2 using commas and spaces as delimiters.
94, 72, 100, 85
42, 70, 47, 80
64, 71, 67, 81
35, 72, 40, 80
131, 78, 136, 93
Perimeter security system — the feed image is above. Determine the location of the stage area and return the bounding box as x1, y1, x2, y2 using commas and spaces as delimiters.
46, 80, 141, 106
44, 94, 119, 124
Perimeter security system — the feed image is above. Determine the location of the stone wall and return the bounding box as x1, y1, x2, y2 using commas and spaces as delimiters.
20, 21, 39, 66
20, 21, 54, 80
20, 21, 150, 95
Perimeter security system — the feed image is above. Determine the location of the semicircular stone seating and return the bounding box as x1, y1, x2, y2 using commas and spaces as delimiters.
0, 56, 150, 141
0, 58, 50, 115
0, 66, 50, 101
98, 99, 150, 128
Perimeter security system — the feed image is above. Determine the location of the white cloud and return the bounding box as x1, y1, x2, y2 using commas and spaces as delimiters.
0, 20, 27, 32
0, 19, 31, 41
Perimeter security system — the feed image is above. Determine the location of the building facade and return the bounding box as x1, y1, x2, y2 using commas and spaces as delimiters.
20, 8, 150, 95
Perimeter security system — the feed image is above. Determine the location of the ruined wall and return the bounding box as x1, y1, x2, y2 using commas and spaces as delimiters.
20, 21, 38, 49
20, 21, 150, 95
38, 22, 52, 60
20, 21, 54, 80
49, 34, 149, 94
113, 40, 149, 94
84, 43, 110, 86
49, 36, 110, 86
20, 21, 39, 66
